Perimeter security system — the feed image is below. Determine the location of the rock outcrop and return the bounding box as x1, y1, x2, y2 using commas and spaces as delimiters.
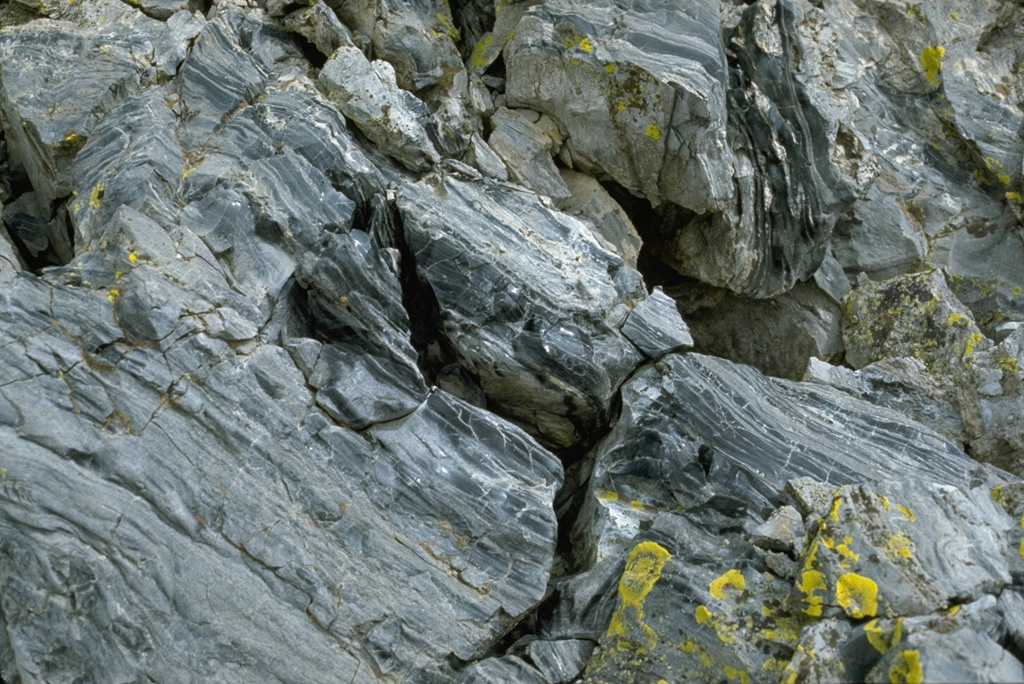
1, 0, 1022, 682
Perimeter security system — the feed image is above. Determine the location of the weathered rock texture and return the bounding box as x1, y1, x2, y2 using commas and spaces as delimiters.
1, 0, 1023, 682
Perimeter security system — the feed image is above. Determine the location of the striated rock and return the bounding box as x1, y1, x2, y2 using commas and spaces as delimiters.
2, 0, 1024, 681
799, 480, 1013, 619
0, 220, 20, 283
397, 175, 687, 446
504, 0, 733, 214
657, 0, 850, 298
572, 352, 992, 565
805, 355, 966, 447
281, 0, 359, 57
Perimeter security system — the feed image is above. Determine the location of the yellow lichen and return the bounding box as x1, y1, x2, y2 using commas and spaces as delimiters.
469, 34, 495, 68
836, 538, 860, 568
107, 288, 120, 302
645, 123, 661, 140
919, 46, 944, 85
835, 573, 879, 619
888, 650, 924, 684
964, 332, 983, 355
88, 183, 106, 209
579, 37, 593, 52
596, 489, 619, 502
695, 604, 712, 624
1007, 192, 1023, 203
829, 496, 843, 522
606, 541, 671, 650
723, 664, 749, 684
605, 63, 616, 73
896, 504, 916, 522
886, 531, 914, 560
865, 619, 889, 653
128, 251, 138, 263
946, 312, 963, 326
798, 570, 826, 617
709, 569, 746, 600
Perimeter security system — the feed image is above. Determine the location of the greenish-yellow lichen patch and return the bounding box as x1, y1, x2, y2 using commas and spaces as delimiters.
919, 46, 944, 86
709, 568, 746, 600
835, 572, 878, 618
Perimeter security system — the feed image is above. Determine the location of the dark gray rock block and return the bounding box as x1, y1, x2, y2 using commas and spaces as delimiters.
397, 175, 654, 446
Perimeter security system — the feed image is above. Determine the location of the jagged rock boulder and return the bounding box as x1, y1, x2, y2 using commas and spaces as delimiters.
396, 174, 691, 447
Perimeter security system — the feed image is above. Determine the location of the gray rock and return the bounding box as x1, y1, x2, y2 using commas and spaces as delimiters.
866, 627, 1024, 684
669, 278, 843, 380
0, 282, 563, 681
0, 17, 144, 237
832, 187, 928, 280
528, 639, 594, 684
620, 287, 693, 359
804, 356, 966, 448
813, 250, 853, 305
505, 0, 734, 214
842, 270, 1024, 473
466, 132, 510, 181
555, 169, 642, 270
177, 10, 271, 149
282, 1, 358, 57
752, 504, 803, 553
653, 0, 851, 297
456, 655, 549, 684
574, 352, 989, 565
0, 219, 20, 283
397, 175, 654, 446
310, 343, 428, 430
3, 1, 1024, 682
786, 476, 839, 520
487, 107, 570, 199
799, 480, 1013, 619
318, 47, 440, 172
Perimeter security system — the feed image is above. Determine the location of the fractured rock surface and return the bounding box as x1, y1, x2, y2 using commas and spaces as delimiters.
0, 0, 1023, 681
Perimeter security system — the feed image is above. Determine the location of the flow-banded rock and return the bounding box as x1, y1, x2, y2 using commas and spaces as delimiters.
397, 175, 691, 447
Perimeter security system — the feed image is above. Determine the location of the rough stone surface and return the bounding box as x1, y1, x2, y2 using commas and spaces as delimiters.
319, 47, 440, 172
1, 0, 1023, 682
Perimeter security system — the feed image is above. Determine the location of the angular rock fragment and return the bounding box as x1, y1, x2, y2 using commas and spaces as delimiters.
0, 220, 20, 283
555, 169, 642, 269
573, 352, 990, 564
0, 17, 143, 232
652, 0, 850, 297
843, 270, 1024, 473
804, 356, 965, 448
319, 47, 440, 172
797, 480, 1013, 619
487, 107, 569, 198
0, 275, 563, 681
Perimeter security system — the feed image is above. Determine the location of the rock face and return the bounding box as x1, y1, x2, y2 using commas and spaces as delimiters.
1, 0, 1022, 682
